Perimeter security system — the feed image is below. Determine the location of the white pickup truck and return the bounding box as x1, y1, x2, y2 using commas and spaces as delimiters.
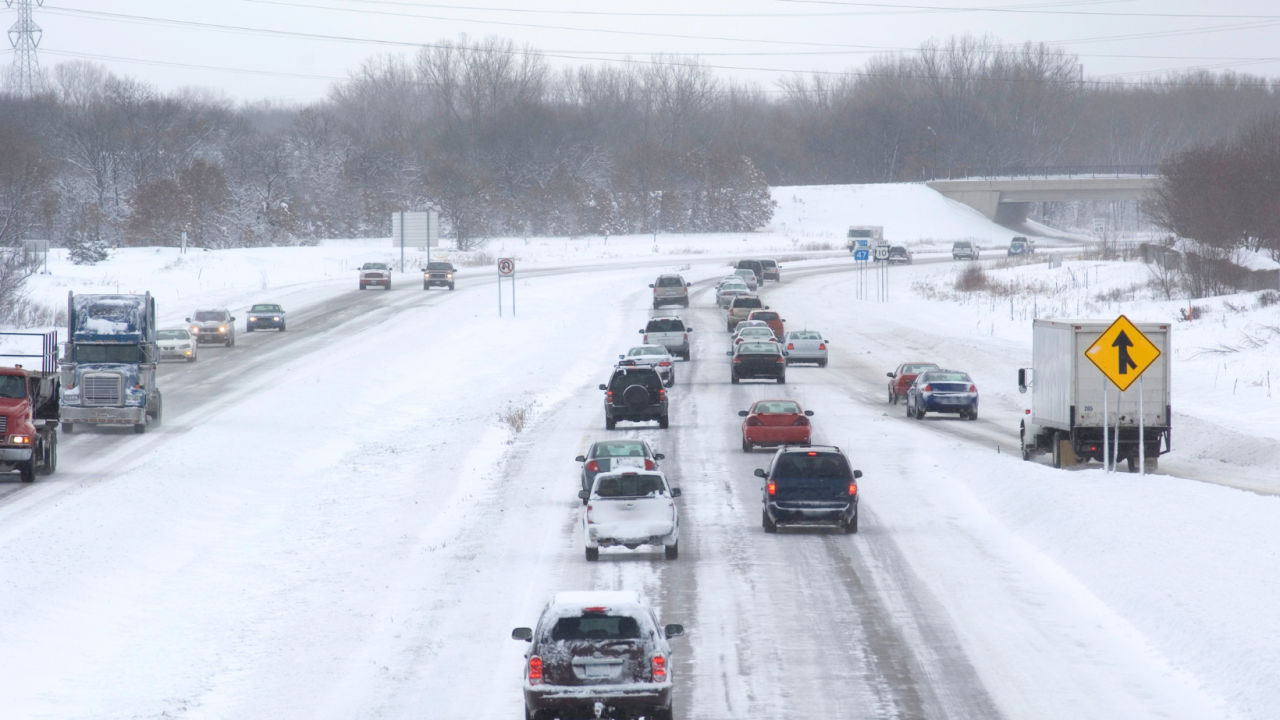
641, 316, 694, 361
579, 470, 682, 561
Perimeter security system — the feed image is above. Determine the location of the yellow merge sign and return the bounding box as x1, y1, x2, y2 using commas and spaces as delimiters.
1084, 315, 1161, 392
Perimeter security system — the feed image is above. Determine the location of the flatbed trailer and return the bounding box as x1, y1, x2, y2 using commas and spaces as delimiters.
0, 331, 60, 482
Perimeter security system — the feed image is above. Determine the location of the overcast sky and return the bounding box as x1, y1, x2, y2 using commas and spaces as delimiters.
7, 0, 1280, 103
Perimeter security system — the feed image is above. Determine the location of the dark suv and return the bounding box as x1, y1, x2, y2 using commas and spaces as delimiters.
601, 365, 669, 429
512, 591, 684, 720
756, 445, 862, 533
736, 259, 765, 284
422, 261, 456, 290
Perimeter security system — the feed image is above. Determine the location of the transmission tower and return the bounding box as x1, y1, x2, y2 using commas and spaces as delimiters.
6, 0, 44, 98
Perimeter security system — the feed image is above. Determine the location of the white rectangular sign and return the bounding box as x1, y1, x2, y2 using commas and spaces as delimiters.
391, 210, 438, 248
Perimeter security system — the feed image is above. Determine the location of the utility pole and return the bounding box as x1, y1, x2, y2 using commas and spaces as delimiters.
6, 0, 45, 98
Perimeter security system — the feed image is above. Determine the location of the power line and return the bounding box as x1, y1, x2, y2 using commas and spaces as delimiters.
773, 0, 1280, 18
5, 0, 45, 97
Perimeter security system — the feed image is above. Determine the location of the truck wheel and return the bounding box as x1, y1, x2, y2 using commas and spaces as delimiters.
731, 375, 739, 384
605, 416, 616, 430
424, 281, 429, 290
38, 432, 57, 475
844, 511, 858, 534
62, 422, 74, 434
1020, 430, 1031, 462
1126, 456, 1138, 473
134, 422, 147, 434
449, 283, 455, 290
762, 511, 777, 533
18, 459, 35, 483
149, 392, 163, 427
1051, 433, 1063, 469
659, 415, 670, 429
246, 325, 254, 333
360, 285, 366, 290
385, 283, 391, 291
665, 542, 679, 560
585, 547, 599, 562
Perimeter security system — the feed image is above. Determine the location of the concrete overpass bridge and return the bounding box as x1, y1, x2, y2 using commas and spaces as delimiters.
925, 167, 1159, 227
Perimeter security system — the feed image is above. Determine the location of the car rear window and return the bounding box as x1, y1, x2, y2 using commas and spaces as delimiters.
904, 364, 938, 374
755, 401, 800, 414
362, 263, 388, 270
594, 442, 647, 458
610, 369, 663, 392
646, 319, 685, 332
656, 276, 684, 287
761, 260, 777, 269
791, 331, 821, 340
923, 372, 971, 383
551, 615, 641, 641
628, 347, 665, 356
774, 452, 851, 479
751, 312, 778, 321
737, 342, 779, 354
740, 328, 773, 337
732, 297, 763, 309
595, 473, 664, 497
953, 242, 971, 248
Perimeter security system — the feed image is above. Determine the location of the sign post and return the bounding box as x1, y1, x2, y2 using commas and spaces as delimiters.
1084, 315, 1162, 474
498, 258, 515, 317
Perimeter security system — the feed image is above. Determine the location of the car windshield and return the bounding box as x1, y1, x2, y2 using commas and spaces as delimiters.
427, 262, 452, 270
733, 297, 763, 309
194, 311, 224, 322
756, 401, 800, 414
738, 342, 778, 354
250, 305, 281, 312
904, 363, 939, 374
774, 452, 851, 479
595, 474, 664, 497
362, 263, 388, 270
646, 319, 685, 332
656, 276, 683, 287
923, 372, 971, 383
157, 330, 188, 340
0, 375, 25, 399
791, 331, 821, 340
551, 615, 642, 641
751, 312, 778, 321
594, 442, 647, 458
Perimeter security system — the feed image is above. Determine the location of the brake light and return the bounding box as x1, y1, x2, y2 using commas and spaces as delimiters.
776, 356, 786, 364
643, 334, 648, 343
745, 416, 763, 426
733, 356, 743, 363
792, 416, 809, 426
818, 343, 826, 350
586, 506, 594, 524
683, 333, 688, 342
585, 460, 600, 472
924, 384, 933, 392
767, 482, 776, 496
849, 483, 858, 496
605, 391, 613, 402
969, 385, 977, 392
528, 656, 543, 684
658, 361, 670, 367
652, 655, 667, 682
645, 459, 655, 470
658, 389, 666, 401
807, 452, 817, 456
787, 343, 794, 350
1025, 409, 1030, 414
583, 606, 608, 613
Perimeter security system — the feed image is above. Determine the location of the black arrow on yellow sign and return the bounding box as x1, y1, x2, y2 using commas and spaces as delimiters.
1112, 330, 1138, 375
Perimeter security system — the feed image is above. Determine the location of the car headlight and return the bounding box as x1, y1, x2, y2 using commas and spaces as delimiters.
273, 317, 280, 321
447, 274, 453, 279
219, 326, 228, 333
190, 327, 199, 333
249, 316, 257, 321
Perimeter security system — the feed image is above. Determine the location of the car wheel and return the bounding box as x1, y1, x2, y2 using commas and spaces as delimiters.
585, 547, 599, 562
62, 422, 74, 434
818, 360, 827, 368
360, 285, 366, 290
845, 511, 859, 534
731, 375, 739, 384
654, 303, 662, 309
742, 437, 752, 453
605, 416, 617, 430
659, 415, 670, 429
777, 375, 785, 384
969, 408, 979, 421
651, 706, 673, 720
187, 353, 196, 363
665, 542, 679, 560
914, 405, 924, 420
424, 281, 429, 290
449, 283, 455, 290
762, 511, 777, 533
888, 390, 896, 404
386, 283, 391, 291
247, 325, 254, 333
279, 322, 286, 331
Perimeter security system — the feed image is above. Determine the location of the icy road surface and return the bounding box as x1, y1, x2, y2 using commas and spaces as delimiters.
0, 257, 1251, 719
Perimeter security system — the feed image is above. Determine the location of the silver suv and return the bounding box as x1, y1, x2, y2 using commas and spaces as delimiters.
650, 274, 690, 308
952, 240, 980, 260
187, 309, 236, 347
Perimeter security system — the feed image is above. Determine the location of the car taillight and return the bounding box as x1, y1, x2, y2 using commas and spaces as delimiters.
683, 333, 688, 342
645, 459, 655, 470
652, 654, 667, 682
969, 385, 977, 392
733, 356, 743, 363
767, 482, 776, 496
745, 416, 763, 426
658, 389, 666, 400
605, 391, 613, 401
787, 343, 794, 350
643, 334, 648, 343
776, 356, 786, 364
586, 460, 600, 472
658, 361, 670, 367
818, 343, 826, 350
528, 656, 543, 684
792, 416, 809, 426
849, 483, 858, 496
586, 505, 594, 524
924, 384, 932, 392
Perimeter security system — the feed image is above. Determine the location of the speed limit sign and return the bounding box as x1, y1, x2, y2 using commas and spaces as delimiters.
497, 258, 515, 275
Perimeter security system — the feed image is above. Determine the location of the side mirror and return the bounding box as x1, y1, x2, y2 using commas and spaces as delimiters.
231, 317, 236, 321
639, 329, 645, 334
764, 306, 770, 309
664, 624, 684, 638
753, 468, 767, 478
575, 455, 586, 463
725, 351, 733, 356
648, 284, 655, 288
782, 351, 789, 356
578, 490, 590, 500
804, 410, 814, 416
886, 372, 894, 378
738, 410, 749, 417
1017, 368, 1031, 394
686, 328, 694, 332
185, 317, 191, 322
853, 470, 863, 479
619, 355, 625, 359
599, 384, 608, 391
671, 487, 682, 498
654, 453, 665, 460
512, 627, 533, 641
685, 282, 691, 287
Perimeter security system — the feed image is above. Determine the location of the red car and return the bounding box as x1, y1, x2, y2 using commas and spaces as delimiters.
738, 399, 814, 452
887, 362, 940, 404
747, 310, 785, 339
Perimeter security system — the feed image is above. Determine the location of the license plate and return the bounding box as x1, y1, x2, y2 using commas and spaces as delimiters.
585, 664, 615, 678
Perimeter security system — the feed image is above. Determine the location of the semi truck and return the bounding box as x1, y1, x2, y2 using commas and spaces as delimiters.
1017, 319, 1171, 471
0, 332, 60, 482
60, 292, 163, 434
846, 226, 884, 255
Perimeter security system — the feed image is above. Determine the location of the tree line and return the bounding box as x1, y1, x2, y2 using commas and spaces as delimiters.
1, 34, 1279, 258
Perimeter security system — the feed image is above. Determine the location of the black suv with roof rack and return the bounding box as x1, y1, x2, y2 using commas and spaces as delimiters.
601, 365, 669, 429
755, 445, 862, 534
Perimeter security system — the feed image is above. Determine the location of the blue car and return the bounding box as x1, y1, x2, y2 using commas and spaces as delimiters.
906, 370, 979, 420
246, 303, 286, 332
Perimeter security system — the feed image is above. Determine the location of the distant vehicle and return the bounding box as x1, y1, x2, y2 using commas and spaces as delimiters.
0, 340, 59, 482
716, 280, 752, 308
601, 365, 669, 429
246, 304, 285, 332
640, 316, 693, 361
727, 295, 766, 331
886, 362, 940, 404
736, 259, 765, 284
64, 293, 162, 434
188, 308, 236, 347
760, 259, 781, 281
906, 369, 979, 420
1018, 319, 1170, 470
727, 341, 787, 384
847, 226, 883, 253
510, 591, 685, 720
575, 439, 664, 501
650, 274, 691, 309
580, 470, 682, 561
739, 399, 814, 452
733, 320, 770, 333
783, 330, 829, 367
734, 327, 777, 345
887, 246, 912, 265
747, 310, 784, 339
757, 445, 861, 534
731, 268, 758, 291
1008, 237, 1033, 256
422, 261, 456, 290
359, 262, 391, 290
952, 241, 980, 261
157, 328, 197, 362
620, 345, 676, 386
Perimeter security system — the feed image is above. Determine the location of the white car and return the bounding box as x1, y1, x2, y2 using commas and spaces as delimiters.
734, 326, 777, 345
784, 330, 829, 367
620, 345, 677, 386
731, 268, 759, 291
580, 470, 681, 561
716, 280, 752, 308
157, 328, 198, 362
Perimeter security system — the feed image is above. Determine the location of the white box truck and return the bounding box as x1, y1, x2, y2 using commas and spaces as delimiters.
1017, 319, 1171, 471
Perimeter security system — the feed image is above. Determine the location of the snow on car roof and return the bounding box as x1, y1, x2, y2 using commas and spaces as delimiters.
549, 590, 647, 614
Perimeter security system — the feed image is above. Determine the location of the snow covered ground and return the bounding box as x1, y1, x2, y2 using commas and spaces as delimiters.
0, 183, 1276, 719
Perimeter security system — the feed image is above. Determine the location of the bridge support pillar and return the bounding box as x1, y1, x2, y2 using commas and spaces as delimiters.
994, 202, 1030, 226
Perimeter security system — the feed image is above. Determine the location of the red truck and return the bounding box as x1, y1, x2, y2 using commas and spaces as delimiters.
0, 332, 60, 482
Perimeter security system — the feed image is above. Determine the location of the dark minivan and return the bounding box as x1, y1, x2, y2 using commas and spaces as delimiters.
756, 446, 861, 533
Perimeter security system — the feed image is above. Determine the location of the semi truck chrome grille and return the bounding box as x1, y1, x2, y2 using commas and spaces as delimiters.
83, 374, 123, 406
0, 416, 6, 434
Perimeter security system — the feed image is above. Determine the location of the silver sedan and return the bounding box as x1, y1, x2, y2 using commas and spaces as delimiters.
619, 345, 677, 387
783, 330, 829, 367
717, 280, 752, 307
731, 268, 759, 291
